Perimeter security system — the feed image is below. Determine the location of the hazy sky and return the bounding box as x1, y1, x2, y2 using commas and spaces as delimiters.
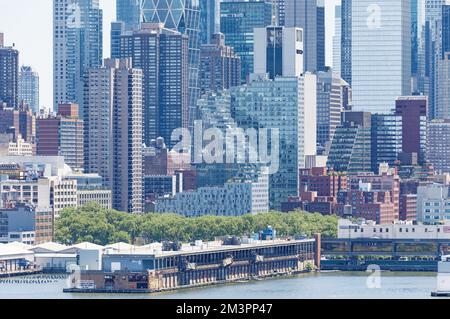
0, 0, 339, 110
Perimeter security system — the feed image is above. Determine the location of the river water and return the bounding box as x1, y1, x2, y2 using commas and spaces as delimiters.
0, 272, 443, 299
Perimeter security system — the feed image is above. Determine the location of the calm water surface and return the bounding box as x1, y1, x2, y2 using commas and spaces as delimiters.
0, 272, 443, 299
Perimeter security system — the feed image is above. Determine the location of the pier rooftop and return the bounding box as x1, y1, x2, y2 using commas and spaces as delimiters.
103, 238, 316, 257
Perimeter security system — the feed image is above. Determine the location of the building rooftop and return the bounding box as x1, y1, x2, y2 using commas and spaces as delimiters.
30, 242, 67, 253
103, 238, 315, 258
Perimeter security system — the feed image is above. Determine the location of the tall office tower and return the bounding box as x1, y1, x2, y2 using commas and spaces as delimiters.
443, 5, 450, 55
117, 0, 143, 31
411, 0, 426, 95
232, 74, 317, 210
333, 5, 342, 75
428, 119, 450, 173
53, 0, 103, 114
412, 0, 419, 82
0, 36, 19, 108
0, 33, 3, 47
220, 1, 273, 83
316, 71, 346, 152
371, 113, 402, 172
120, 23, 189, 147
84, 59, 143, 214
327, 112, 372, 173
351, 0, 411, 114
395, 96, 428, 165
424, 0, 446, 119
142, 0, 200, 132
254, 26, 304, 79
200, 33, 241, 95
36, 104, 84, 171
411, 0, 423, 93
285, 0, 318, 72
18, 66, 40, 114
340, 0, 352, 84
200, 0, 220, 45
110, 22, 125, 59
316, 0, 326, 71
436, 53, 450, 119
273, 0, 285, 26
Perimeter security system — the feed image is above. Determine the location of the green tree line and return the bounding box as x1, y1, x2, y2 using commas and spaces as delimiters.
54, 203, 339, 246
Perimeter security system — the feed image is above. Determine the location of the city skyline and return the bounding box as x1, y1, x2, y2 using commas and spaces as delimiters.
0, 0, 338, 111
3, 0, 450, 301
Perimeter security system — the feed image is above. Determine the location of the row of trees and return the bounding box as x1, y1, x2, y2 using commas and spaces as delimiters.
54, 203, 339, 246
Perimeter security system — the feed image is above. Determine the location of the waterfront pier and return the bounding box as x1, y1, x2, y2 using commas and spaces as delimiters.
64, 238, 318, 293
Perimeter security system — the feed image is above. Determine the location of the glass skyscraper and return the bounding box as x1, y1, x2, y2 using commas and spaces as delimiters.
371, 113, 402, 172
333, 5, 342, 76
316, 1, 326, 71
220, 1, 273, 83
232, 75, 317, 210
18, 66, 39, 114
199, 0, 220, 44
341, 0, 352, 84
116, 0, 143, 31
327, 112, 372, 173
285, 0, 318, 72
442, 4, 450, 56
110, 21, 125, 59
412, 0, 419, 77
351, 0, 411, 114
53, 0, 103, 115
425, 0, 446, 119
0, 41, 19, 108
142, 0, 200, 132
411, 0, 426, 95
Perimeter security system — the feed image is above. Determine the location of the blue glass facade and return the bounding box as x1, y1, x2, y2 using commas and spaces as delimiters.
371, 114, 402, 172
443, 5, 450, 57
351, 0, 411, 114
411, 0, 419, 76
116, 0, 143, 31
110, 21, 124, 59
327, 112, 372, 173
199, 0, 220, 44
425, 0, 446, 119
316, 4, 326, 71
341, 0, 352, 84
220, 1, 273, 83
285, 0, 318, 72
53, 0, 103, 116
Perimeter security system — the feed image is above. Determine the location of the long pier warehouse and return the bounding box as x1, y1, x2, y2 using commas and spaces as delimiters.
65, 237, 320, 293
